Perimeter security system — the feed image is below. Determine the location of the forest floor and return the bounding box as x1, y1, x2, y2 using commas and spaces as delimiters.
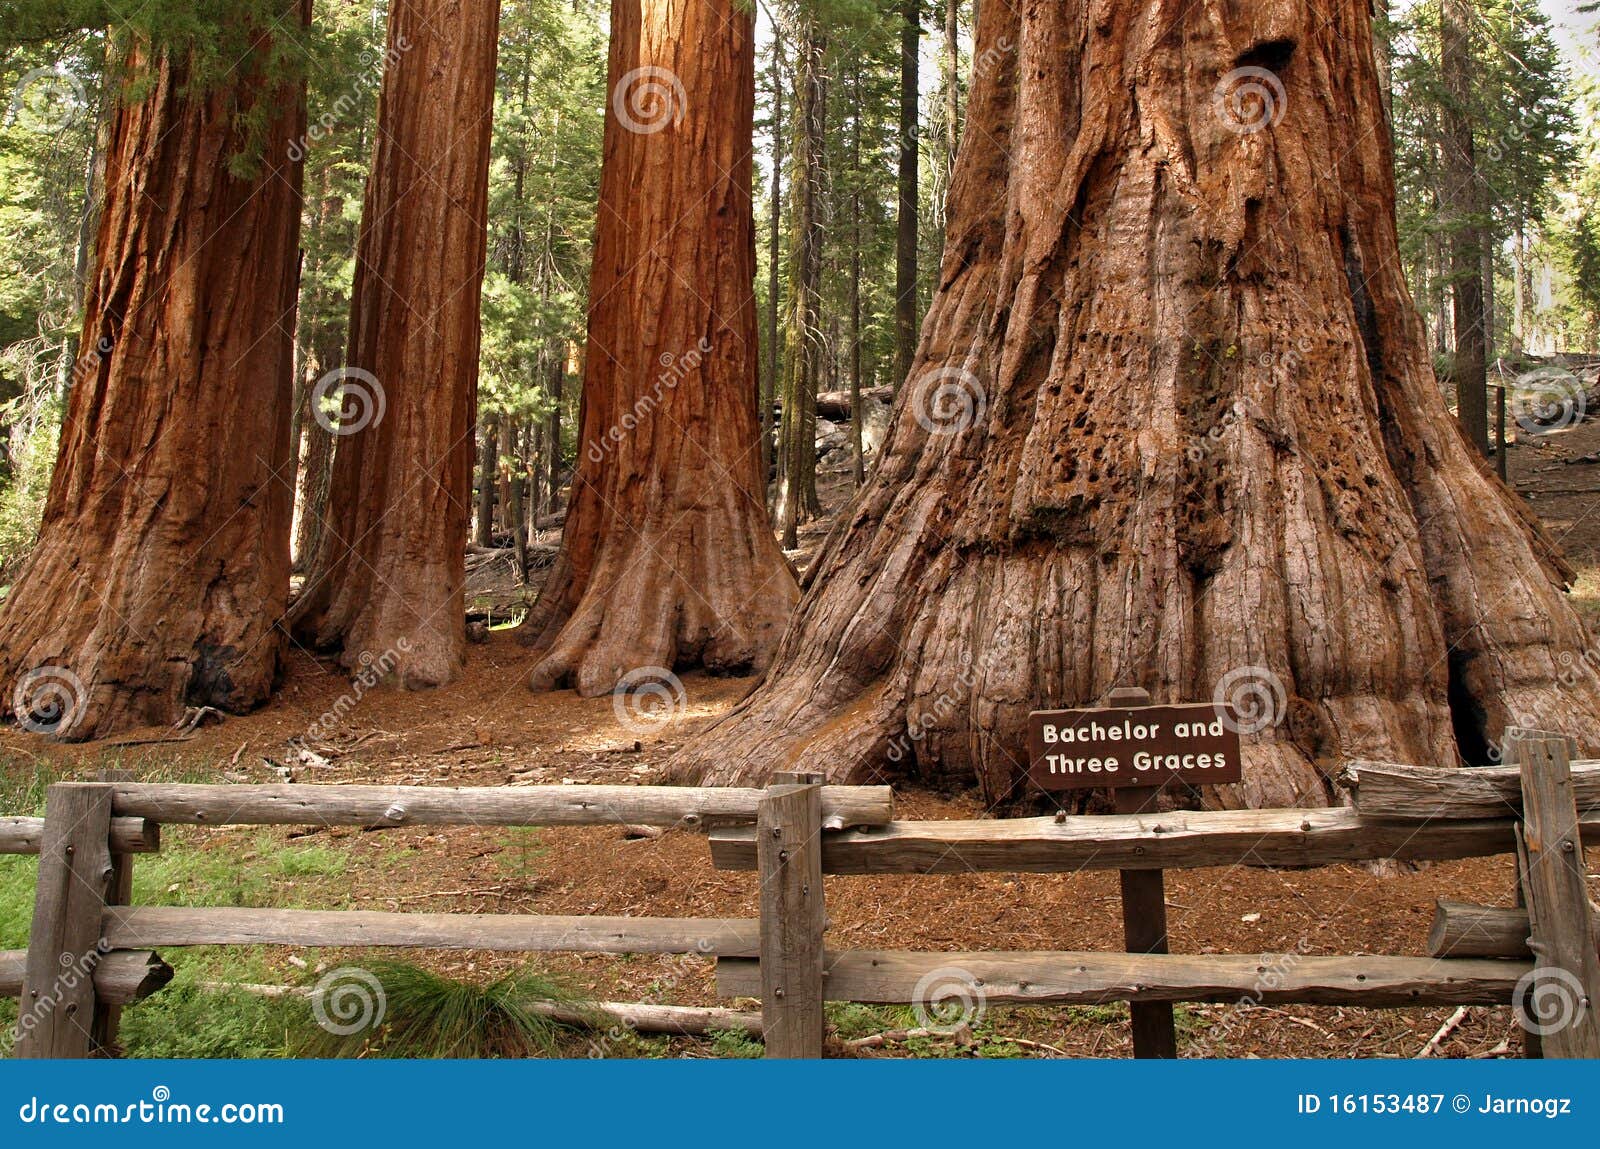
3, 417, 1600, 1059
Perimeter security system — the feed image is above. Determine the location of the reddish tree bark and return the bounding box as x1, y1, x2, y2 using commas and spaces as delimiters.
516, 0, 797, 694
671, 0, 1600, 808
0, 16, 308, 740
292, 0, 500, 688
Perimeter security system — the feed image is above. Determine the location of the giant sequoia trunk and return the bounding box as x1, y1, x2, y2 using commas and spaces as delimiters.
0, 16, 308, 740
291, 0, 499, 687
671, 0, 1600, 808
515, 0, 797, 693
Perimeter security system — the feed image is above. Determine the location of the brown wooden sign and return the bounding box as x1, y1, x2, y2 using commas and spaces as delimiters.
1027, 703, 1243, 790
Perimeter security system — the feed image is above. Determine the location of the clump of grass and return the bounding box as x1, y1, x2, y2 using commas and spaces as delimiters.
297, 961, 585, 1059
707, 1028, 764, 1059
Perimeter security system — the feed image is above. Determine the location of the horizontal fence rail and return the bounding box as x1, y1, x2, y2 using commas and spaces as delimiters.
0, 950, 172, 1006
101, 782, 893, 832
0, 816, 159, 856
716, 950, 1534, 1008
1346, 760, 1600, 820
709, 807, 1600, 874
101, 907, 760, 957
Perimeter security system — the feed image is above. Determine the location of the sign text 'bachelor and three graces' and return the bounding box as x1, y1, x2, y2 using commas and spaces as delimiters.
1026, 703, 1244, 790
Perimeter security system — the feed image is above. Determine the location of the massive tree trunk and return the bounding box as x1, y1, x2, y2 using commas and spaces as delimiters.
515, 0, 797, 694
671, 0, 1600, 809
0, 14, 308, 740
291, 0, 499, 687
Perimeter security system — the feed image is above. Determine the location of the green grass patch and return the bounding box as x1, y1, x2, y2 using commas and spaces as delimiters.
297, 961, 582, 1059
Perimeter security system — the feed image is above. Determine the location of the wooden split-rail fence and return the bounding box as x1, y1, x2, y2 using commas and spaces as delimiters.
3, 732, 1597, 1059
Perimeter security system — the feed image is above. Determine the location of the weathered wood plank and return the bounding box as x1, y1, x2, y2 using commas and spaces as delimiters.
1428, 900, 1600, 960
1347, 759, 1600, 820
1514, 736, 1600, 1057
92, 767, 135, 1053
101, 906, 759, 957
106, 783, 891, 830
1113, 780, 1177, 1059
757, 782, 826, 1058
709, 807, 1600, 874
0, 816, 159, 856
717, 951, 1531, 1007
14, 784, 115, 1058
0, 950, 173, 1006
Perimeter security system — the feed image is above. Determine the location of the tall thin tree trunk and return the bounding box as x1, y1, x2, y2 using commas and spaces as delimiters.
774, 24, 826, 548
671, 0, 1600, 807
894, 0, 920, 390
1442, 0, 1488, 454
475, 415, 498, 547
763, 28, 783, 510
0, 12, 309, 739
515, 0, 797, 691
849, 60, 865, 488
1513, 214, 1530, 353
292, 0, 500, 686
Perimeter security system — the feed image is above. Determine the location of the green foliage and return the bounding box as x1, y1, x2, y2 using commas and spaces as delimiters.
296, 961, 581, 1059
1391, 0, 1580, 354
0, 404, 57, 582
707, 1028, 765, 1058
121, 982, 300, 1059
478, 0, 604, 430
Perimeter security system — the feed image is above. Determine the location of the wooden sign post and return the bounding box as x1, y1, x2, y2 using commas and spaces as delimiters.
1027, 687, 1243, 1059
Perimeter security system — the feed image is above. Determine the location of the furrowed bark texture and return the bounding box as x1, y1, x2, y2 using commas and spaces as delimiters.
671, 0, 1600, 808
517, 0, 797, 694
292, 0, 500, 688
0, 15, 308, 739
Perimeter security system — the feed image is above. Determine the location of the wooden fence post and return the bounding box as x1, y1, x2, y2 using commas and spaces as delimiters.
91, 768, 136, 1055
1106, 687, 1179, 1059
14, 783, 116, 1059
757, 772, 826, 1058
1513, 732, 1600, 1059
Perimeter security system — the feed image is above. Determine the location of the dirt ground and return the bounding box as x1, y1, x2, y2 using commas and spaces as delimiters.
4, 406, 1600, 1059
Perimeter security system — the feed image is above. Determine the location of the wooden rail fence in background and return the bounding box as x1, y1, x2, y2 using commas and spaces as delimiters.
4, 732, 1597, 1059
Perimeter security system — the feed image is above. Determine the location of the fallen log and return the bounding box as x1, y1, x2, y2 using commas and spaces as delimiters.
195, 982, 764, 1038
